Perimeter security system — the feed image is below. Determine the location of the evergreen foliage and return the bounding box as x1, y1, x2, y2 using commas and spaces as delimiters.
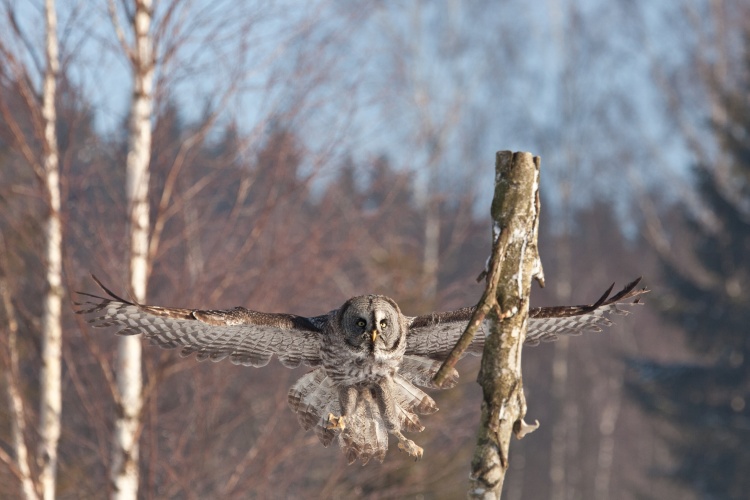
628, 42, 750, 499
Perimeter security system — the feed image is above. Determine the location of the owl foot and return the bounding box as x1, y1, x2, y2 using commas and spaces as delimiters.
326, 413, 346, 431
397, 438, 423, 461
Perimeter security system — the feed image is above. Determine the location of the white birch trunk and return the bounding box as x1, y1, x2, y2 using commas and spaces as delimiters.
39, 0, 62, 497
111, 1, 153, 498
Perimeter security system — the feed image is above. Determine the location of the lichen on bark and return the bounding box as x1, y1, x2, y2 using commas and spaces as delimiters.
469, 151, 544, 499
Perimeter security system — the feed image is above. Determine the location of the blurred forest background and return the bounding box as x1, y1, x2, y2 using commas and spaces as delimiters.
1, 0, 749, 499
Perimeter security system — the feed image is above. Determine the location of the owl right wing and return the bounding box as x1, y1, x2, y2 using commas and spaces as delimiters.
75, 276, 328, 368
405, 278, 648, 360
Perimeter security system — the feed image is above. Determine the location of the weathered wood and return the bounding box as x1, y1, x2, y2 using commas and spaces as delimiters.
468, 151, 544, 499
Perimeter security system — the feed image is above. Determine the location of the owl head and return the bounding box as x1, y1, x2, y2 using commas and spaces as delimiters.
337, 295, 406, 355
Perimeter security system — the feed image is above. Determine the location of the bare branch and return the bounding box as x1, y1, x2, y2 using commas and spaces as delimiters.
4, 3, 44, 78
107, 0, 132, 60
0, 235, 40, 500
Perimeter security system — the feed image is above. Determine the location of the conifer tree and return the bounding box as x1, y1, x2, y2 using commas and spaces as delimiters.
629, 37, 750, 499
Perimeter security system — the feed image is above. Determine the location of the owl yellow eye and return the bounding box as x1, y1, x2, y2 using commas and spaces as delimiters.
379, 319, 388, 328
356, 319, 366, 328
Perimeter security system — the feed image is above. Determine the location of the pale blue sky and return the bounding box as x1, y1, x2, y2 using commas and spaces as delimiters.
5, 0, 701, 223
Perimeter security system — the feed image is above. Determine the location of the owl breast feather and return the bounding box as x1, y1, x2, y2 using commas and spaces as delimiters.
321, 348, 400, 385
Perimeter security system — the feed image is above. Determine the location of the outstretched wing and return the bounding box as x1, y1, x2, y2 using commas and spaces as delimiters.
525, 277, 648, 345
405, 307, 484, 360
75, 276, 327, 368
405, 277, 648, 360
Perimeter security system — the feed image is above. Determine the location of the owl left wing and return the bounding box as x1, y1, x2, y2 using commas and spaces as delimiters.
405, 307, 484, 361
525, 277, 648, 345
75, 276, 327, 368
405, 278, 648, 360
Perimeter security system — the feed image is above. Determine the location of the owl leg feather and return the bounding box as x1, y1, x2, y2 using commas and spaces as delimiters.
328, 385, 359, 431
373, 378, 424, 460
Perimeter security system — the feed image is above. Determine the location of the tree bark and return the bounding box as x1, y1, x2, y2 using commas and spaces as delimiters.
39, 0, 63, 497
111, 1, 154, 498
469, 151, 544, 499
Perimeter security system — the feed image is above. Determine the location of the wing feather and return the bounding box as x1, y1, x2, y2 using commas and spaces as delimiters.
526, 277, 648, 345
399, 355, 458, 389
405, 307, 485, 360
406, 278, 648, 359
75, 276, 325, 368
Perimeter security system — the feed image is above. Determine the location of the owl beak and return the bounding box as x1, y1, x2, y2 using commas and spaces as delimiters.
371, 330, 378, 343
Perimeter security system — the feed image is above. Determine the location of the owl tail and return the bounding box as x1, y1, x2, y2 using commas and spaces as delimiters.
287, 368, 338, 447
338, 392, 389, 465
336, 376, 440, 465
287, 368, 439, 465
392, 374, 438, 430
287, 369, 389, 464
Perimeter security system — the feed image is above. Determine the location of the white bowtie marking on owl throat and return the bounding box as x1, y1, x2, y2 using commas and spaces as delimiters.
77, 276, 648, 465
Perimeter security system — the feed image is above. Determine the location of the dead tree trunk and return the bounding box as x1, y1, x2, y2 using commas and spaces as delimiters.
469, 151, 544, 499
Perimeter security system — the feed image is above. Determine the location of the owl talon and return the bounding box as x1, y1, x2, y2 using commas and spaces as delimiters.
397, 439, 423, 460
326, 413, 346, 431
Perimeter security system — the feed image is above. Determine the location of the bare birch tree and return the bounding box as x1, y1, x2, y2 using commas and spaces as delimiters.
106, 0, 154, 497
38, 1, 63, 498
0, 0, 62, 497
101, 1, 328, 496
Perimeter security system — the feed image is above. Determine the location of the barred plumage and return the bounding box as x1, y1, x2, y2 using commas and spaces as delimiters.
76, 275, 647, 464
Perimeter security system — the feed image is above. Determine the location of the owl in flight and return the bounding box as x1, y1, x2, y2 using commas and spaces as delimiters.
77, 276, 647, 464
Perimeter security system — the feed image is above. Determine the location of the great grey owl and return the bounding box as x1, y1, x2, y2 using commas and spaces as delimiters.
77, 276, 647, 464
